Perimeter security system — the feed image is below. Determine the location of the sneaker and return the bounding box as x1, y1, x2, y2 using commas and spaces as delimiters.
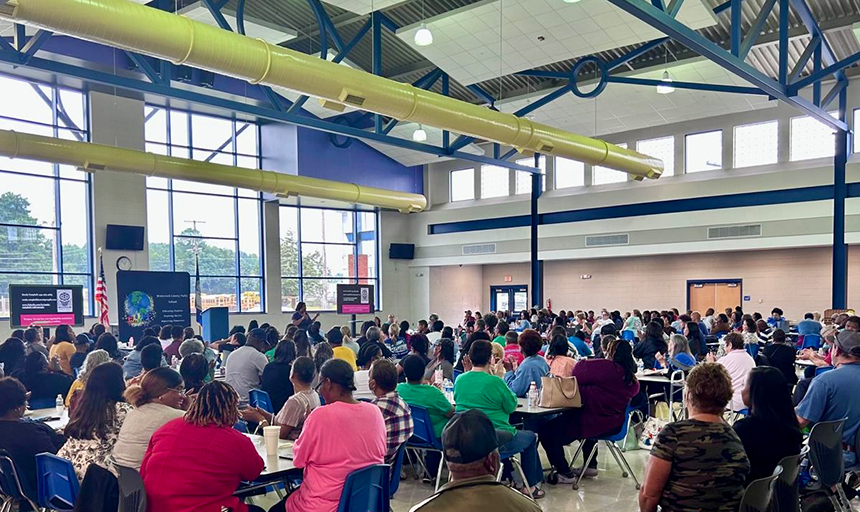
571, 467, 598, 478
556, 472, 579, 484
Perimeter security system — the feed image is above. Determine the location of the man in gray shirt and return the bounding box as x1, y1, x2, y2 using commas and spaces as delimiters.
225, 328, 269, 407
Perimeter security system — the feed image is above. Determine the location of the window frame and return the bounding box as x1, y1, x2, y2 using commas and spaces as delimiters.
684, 129, 723, 173
479, 164, 510, 199
733, 119, 779, 169
789, 112, 837, 162
554, 156, 585, 190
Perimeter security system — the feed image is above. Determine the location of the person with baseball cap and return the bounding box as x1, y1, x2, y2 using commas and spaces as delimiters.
796, 330, 860, 466
409, 409, 541, 512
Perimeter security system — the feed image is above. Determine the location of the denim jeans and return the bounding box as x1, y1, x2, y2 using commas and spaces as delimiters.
499, 429, 543, 487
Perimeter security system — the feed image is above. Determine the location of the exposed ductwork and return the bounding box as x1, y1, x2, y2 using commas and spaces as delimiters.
0, 0, 664, 180
0, 129, 428, 213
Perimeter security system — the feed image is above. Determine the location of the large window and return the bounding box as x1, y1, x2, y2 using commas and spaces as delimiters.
637, 136, 675, 177
279, 206, 378, 312
450, 169, 475, 201
685, 130, 722, 173
514, 156, 546, 195
790, 114, 836, 161
734, 120, 778, 168
480, 165, 509, 198
145, 106, 264, 314
0, 74, 92, 317
555, 157, 585, 189
593, 143, 629, 185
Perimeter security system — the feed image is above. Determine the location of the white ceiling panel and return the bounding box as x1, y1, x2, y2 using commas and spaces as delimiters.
495, 60, 777, 137
396, 0, 717, 85
364, 123, 485, 166
322, 0, 409, 15
178, 1, 297, 45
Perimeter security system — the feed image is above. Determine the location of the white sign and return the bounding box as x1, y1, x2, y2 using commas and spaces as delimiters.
56, 289, 73, 313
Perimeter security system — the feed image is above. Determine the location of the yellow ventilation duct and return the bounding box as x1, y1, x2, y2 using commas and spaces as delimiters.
0, 129, 427, 213
0, 0, 663, 180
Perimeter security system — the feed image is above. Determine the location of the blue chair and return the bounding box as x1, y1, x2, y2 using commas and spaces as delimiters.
233, 420, 249, 433
335, 464, 390, 512
319, 393, 325, 406
249, 389, 273, 414
388, 444, 407, 499
713, 331, 729, 339
35, 453, 79, 511
621, 330, 635, 342
800, 335, 821, 350
452, 370, 462, 383
745, 343, 759, 359
568, 405, 641, 491
405, 405, 446, 492
0, 449, 40, 512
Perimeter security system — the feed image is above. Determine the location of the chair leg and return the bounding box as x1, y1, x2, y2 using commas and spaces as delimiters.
568, 440, 585, 469
609, 442, 641, 490
274, 483, 286, 499
573, 443, 598, 491
510, 457, 529, 491
605, 440, 625, 477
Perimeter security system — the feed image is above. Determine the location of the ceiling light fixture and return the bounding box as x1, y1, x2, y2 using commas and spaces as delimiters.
414, 24, 433, 46
657, 70, 675, 94
412, 124, 427, 142
563, 0, 582, 3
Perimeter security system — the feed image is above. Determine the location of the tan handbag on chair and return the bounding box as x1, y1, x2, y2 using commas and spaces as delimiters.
539, 375, 582, 408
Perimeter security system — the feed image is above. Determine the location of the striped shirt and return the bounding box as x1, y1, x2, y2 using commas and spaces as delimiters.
372, 391, 414, 464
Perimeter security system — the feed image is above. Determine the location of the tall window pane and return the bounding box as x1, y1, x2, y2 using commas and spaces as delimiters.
734, 120, 778, 168
450, 169, 475, 201
555, 157, 585, 189
637, 136, 675, 177
593, 143, 629, 185
480, 165, 509, 199
0, 74, 92, 318
790, 115, 836, 161
514, 156, 546, 195
145, 106, 263, 313
685, 130, 722, 173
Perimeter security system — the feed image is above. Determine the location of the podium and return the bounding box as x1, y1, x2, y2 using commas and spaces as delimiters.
202, 307, 229, 343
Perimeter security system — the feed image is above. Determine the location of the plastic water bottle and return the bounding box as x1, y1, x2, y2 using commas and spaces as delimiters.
55, 394, 64, 416
443, 378, 454, 403
637, 359, 645, 374
527, 381, 538, 407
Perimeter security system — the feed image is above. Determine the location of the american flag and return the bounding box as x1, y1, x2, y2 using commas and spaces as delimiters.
95, 251, 109, 328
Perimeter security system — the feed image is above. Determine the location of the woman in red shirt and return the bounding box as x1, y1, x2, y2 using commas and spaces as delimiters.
140, 381, 265, 512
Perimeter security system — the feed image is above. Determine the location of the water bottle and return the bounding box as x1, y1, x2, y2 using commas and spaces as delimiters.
637, 359, 645, 374
55, 394, 64, 416
527, 381, 538, 407
443, 378, 454, 403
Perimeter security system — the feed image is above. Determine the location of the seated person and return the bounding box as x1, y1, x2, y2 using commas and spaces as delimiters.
502, 331, 524, 366
397, 354, 454, 439
328, 327, 358, 371
241, 356, 321, 440
179, 353, 208, 396
796, 312, 822, 336
544, 334, 577, 377
409, 410, 541, 512
634, 321, 668, 370
655, 334, 696, 373
706, 333, 755, 412
19, 351, 73, 406
423, 338, 456, 383
224, 328, 269, 407
127, 343, 165, 387
370, 360, 414, 465
271, 359, 386, 512
762, 330, 797, 387
65, 349, 111, 410
456, 340, 544, 499
566, 330, 592, 358
354, 343, 383, 401
796, 330, 860, 467
733, 367, 802, 482
122, 336, 162, 380
69, 334, 90, 372
503, 330, 549, 398
639, 363, 750, 512
0, 377, 65, 500
262, 340, 297, 413
141, 381, 265, 512
767, 308, 789, 332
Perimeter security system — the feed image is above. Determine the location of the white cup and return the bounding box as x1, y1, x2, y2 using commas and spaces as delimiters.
263, 425, 280, 456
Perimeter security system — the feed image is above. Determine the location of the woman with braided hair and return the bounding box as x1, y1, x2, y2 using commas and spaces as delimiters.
140, 380, 265, 512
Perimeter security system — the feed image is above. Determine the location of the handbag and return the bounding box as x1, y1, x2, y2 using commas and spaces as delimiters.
621, 410, 645, 452
539, 375, 582, 408
638, 416, 669, 450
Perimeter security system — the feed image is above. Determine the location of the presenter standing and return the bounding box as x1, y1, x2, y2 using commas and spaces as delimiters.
291, 302, 320, 330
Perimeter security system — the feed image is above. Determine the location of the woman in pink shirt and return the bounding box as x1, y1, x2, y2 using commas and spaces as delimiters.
140, 381, 265, 512
545, 335, 577, 377
271, 358, 386, 512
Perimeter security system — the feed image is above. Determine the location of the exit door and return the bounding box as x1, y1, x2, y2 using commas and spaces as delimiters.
490, 285, 528, 313
687, 280, 742, 314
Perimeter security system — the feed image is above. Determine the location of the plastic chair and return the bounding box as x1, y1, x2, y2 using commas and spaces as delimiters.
807, 418, 852, 512
388, 444, 407, 499
335, 464, 390, 512
568, 404, 641, 491
452, 370, 462, 383
249, 389, 273, 414
800, 335, 821, 350
746, 343, 760, 359
0, 449, 40, 512
621, 330, 635, 342
115, 464, 147, 512
739, 465, 782, 512
770, 445, 809, 512
35, 453, 79, 511
405, 405, 446, 492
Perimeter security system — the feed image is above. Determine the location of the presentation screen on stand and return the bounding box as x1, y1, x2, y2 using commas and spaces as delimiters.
8, 284, 84, 328
117, 271, 190, 343
337, 284, 375, 315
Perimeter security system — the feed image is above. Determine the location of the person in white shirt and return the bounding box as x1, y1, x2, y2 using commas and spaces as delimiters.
707, 332, 755, 412
225, 328, 269, 407
354, 343, 382, 401
426, 320, 444, 344
702, 308, 716, 332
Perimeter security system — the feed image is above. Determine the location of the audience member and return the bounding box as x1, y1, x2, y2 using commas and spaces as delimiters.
409, 333, 431, 366
398, 354, 454, 440
504, 330, 549, 397
365, 325, 394, 359
683, 321, 706, 360
493, 321, 509, 346
797, 312, 822, 336
424, 338, 455, 383
490, 342, 507, 377
242, 356, 321, 441
707, 333, 755, 412
49, 324, 77, 375
294, 329, 311, 358
262, 339, 297, 413
123, 336, 162, 379
308, 322, 325, 344
762, 329, 797, 387
639, 363, 749, 512
634, 321, 668, 370
656, 334, 696, 372
388, 323, 409, 359
767, 308, 789, 332
66, 349, 111, 411
225, 328, 269, 407
179, 353, 209, 396
128, 343, 165, 386
567, 330, 592, 358
355, 343, 383, 400
327, 326, 358, 371
158, 325, 173, 348
503, 331, 524, 366
341, 325, 359, 355
370, 359, 414, 465
545, 334, 577, 377
23, 328, 48, 358
311, 341, 333, 388
70, 334, 91, 371
20, 351, 73, 405
710, 314, 732, 335
0, 337, 27, 379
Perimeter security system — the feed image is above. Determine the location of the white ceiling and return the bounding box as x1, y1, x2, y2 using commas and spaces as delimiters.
322, 0, 409, 15
178, 1, 297, 45
396, 0, 717, 85
495, 59, 776, 136
364, 122, 486, 166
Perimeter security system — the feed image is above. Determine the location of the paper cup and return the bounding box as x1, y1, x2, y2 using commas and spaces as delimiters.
263, 425, 280, 456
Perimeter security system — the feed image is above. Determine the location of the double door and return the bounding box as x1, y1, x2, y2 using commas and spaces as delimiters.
688, 280, 742, 314
490, 285, 528, 313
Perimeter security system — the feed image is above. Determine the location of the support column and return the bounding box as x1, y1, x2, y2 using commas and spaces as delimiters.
832, 86, 849, 309
530, 155, 543, 309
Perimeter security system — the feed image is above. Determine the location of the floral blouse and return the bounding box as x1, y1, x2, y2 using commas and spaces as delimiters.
58, 402, 132, 480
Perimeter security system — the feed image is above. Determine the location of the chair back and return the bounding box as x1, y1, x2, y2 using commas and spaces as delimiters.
770, 445, 808, 512
621, 330, 635, 341
249, 389, 273, 414
0, 449, 33, 501
800, 335, 821, 350
807, 418, 846, 487
452, 369, 462, 383
335, 464, 390, 512
739, 466, 782, 512
115, 465, 147, 512
746, 343, 760, 359
35, 453, 79, 511
28, 397, 56, 410
389, 444, 407, 498
605, 404, 637, 443
406, 405, 440, 450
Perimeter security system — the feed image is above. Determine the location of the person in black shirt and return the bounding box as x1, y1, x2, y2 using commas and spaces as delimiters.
0, 377, 65, 502
262, 340, 296, 413
762, 329, 797, 386
70, 334, 91, 372
20, 352, 73, 405
0, 337, 26, 378
733, 366, 802, 482
290, 302, 318, 331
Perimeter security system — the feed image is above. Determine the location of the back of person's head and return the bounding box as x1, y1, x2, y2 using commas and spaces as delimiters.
179, 338, 205, 358
746, 366, 800, 431
388, 323, 400, 339
600, 323, 618, 337
284, 325, 299, 340
326, 326, 343, 346
518, 329, 542, 357
608, 338, 636, 385
772, 329, 787, 344
357, 342, 382, 368
320, 358, 356, 393
228, 325, 245, 337
469, 340, 493, 366
291, 356, 315, 385
399, 320, 410, 334
340, 325, 352, 340
183, 326, 195, 340
743, 317, 757, 333
247, 328, 266, 349
21, 351, 46, 381
125, 367, 183, 407
142, 327, 157, 337
475, 319, 486, 332
293, 330, 310, 357
437, 338, 455, 364
159, 325, 172, 340
136, 335, 160, 351
75, 334, 91, 348
141, 343, 164, 372
483, 314, 498, 332
179, 353, 208, 394
369, 359, 398, 393
771, 308, 783, 317
23, 328, 40, 344
274, 339, 297, 364
80, 349, 111, 383
600, 334, 617, 354
410, 333, 429, 356
360, 320, 375, 336
66, 362, 125, 440
441, 326, 454, 339
804, 312, 814, 320
717, 313, 729, 324
95, 332, 118, 357
313, 341, 333, 371
432, 320, 444, 332
55, 324, 74, 343
0, 377, 27, 416
724, 332, 744, 350
185, 381, 239, 428
401, 354, 425, 383
497, 321, 509, 336
170, 325, 184, 340
265, 327, 280, 347
503, 331, 518, 346
686, 363, 733, 414
248, 320, 259, 331
547, 334, 569, 358
365, 326, 381, 343
490, 342, 504, 362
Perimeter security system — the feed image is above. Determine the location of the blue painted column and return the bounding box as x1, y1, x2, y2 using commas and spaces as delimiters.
832, 86, 849, 308
530, 154, 543, 309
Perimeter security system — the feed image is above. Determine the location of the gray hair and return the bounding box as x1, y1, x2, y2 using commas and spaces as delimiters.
670, 334, 693, 358
179, 338, 205, 358
366, 326, 381, 342
80, 349, 110, 383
